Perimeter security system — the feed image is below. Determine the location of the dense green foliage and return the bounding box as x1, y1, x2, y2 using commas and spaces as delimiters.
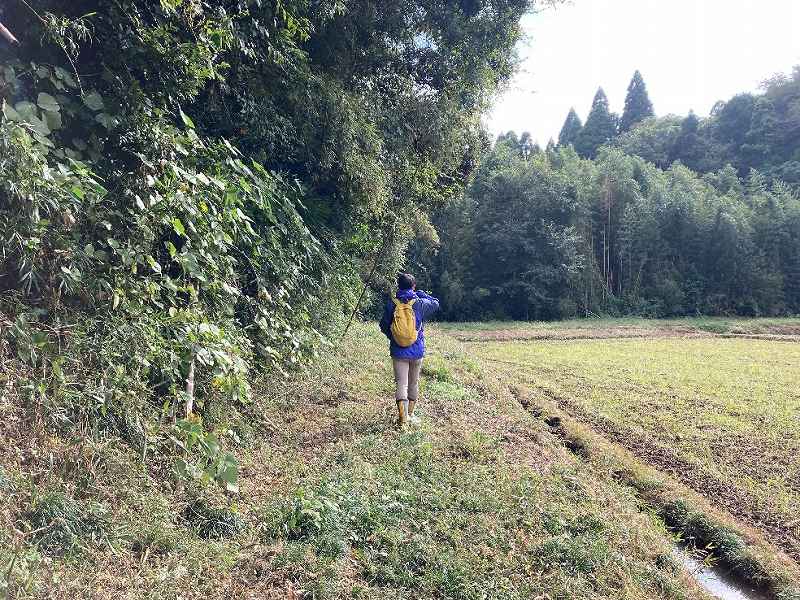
422, 65, 800, 321
0, 0, 537, 486
414, 136, 800, 320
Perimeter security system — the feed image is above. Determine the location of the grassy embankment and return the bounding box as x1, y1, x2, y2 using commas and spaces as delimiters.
444, 317, 800, 598
0, 321, 717, 599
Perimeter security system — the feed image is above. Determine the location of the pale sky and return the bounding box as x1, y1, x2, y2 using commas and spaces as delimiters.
486, 0, 800, 146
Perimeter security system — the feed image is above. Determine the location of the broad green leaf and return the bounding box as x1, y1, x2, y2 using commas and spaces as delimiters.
33, 133, 54, 148
14, 101, 37, 120
83, 91, 104, 111
44, 109, 62, 131
172, 218, 186, 236
37, 92, 60, 112
179, 108, 195, 129
146, 255, 162, 274
29, 114, 50, 136
96, 112, 117, 129
2, 101, 20, 121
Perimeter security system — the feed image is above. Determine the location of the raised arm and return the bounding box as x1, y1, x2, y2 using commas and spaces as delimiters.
415, 290, 440, 319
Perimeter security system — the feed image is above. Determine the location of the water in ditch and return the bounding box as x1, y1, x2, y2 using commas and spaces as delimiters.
671, 546, 771, 600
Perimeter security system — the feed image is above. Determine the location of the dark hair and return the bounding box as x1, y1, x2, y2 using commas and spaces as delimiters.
397, 273, 416, 290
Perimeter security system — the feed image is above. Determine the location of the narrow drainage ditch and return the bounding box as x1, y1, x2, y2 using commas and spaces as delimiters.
533, 405, 777, 600
671, 544, 770, 600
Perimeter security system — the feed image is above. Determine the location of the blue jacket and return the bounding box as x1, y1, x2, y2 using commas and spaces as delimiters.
379, 288, 440, 359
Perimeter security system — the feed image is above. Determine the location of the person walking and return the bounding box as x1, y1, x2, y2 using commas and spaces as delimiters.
379, 273, 440, 427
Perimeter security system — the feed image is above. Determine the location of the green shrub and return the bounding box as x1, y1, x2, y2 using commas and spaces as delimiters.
661, 499, 690, 529
183, 499, 246, 540
24, 491, 108, 556
131, 525, 180, 556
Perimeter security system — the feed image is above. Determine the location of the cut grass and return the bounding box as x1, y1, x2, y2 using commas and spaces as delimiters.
0, 322, 713, 599
511, 385, 800, 600
465, 325, 800, 565
448, 319, 800, 576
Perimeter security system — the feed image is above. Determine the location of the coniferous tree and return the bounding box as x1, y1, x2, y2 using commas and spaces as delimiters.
576, 88, 618, 158
558, 108, 583, 147
620, 70, 655, 133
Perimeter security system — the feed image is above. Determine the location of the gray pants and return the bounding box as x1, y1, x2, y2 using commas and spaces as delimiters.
392, 358, 422, 400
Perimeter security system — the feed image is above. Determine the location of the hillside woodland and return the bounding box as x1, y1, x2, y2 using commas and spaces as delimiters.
412, 69, 800, 321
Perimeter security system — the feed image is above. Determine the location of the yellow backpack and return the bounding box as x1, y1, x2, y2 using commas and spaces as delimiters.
390, 298, 418, 347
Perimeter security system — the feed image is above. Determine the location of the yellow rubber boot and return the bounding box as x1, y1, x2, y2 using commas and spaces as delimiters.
407, 399, 419, 424
396, 399, 408, 428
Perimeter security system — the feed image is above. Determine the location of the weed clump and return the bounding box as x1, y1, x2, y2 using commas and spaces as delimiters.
184, 499, 246, 539
24, 492, 108, 556
661, 499, 690, 529
421, 360, 453, 382
447, 431, 499, 463
694, 320, 731, 334
0, 468, 10, 492
131, 527, 180, 556
262, 485, 356, 559
533, 536, 609, 575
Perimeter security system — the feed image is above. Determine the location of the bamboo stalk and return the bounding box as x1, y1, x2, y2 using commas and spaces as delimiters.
185, 356, 195, 417
0, 21, 19, 45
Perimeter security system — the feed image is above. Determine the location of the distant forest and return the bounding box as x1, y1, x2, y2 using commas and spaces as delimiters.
412, 68, 800, 320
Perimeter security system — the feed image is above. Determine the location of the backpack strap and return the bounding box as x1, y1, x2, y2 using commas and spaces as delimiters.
392, 298, 417, 307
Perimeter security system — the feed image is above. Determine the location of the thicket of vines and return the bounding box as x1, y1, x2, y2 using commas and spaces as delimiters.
0, 1, 537, 487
